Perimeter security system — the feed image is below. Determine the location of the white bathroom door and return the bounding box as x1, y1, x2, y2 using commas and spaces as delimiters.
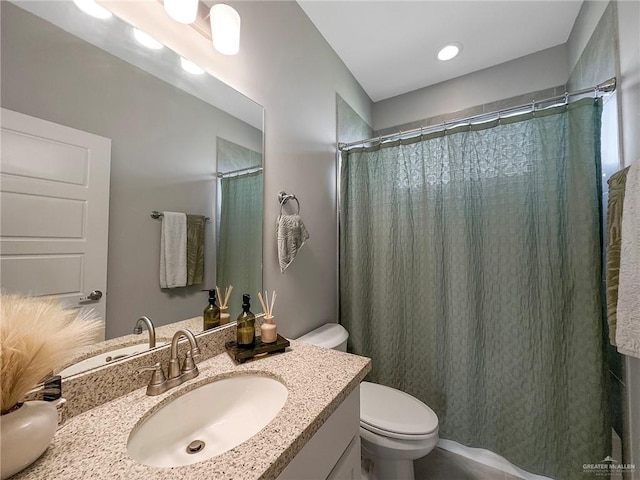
0, 108, 111, 339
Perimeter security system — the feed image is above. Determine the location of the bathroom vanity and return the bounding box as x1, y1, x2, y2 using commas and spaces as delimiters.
11, 340, 370, 480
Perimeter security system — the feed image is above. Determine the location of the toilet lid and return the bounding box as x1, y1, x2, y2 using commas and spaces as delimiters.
360, 382, 438, 438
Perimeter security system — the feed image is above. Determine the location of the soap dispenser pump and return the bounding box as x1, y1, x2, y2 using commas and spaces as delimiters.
236, 294, 255, 349
203, 289, 220, 331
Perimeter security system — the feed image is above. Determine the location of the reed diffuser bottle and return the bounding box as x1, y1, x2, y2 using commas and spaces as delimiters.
203, 289, 220, 331
258, 290, 278, 343
217, 285, 233, 325
236, 294, 255, 349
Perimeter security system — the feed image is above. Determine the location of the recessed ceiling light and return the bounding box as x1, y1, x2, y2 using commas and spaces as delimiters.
133, 28, 163, 50
437, 43, 463, 61
180, 57, 205, 75
72, 0, 112, 19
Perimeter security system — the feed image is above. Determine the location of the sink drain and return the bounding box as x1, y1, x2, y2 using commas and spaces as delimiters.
186, 440, 205, 454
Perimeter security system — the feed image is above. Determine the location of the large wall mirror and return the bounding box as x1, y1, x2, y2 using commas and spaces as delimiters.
0, 1, 264, 376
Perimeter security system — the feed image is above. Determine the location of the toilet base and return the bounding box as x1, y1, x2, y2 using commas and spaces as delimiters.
360, 427, 438, 480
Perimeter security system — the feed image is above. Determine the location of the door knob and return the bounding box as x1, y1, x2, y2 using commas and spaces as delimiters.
80, 290, 103, 302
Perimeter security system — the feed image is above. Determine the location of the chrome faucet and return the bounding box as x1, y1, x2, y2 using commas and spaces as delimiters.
137, 328, 201, 396
133, 316, 156, 348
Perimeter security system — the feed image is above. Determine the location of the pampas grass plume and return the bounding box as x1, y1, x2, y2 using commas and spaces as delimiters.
0, 294, 102, 412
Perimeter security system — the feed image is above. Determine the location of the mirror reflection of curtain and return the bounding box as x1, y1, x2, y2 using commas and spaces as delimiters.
340, 99, 607, 480
217, 171, 263, 317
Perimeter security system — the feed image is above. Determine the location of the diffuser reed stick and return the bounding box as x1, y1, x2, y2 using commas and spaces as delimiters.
216, 285, 233, 309
270, 291, 277, 316
215, 286, 222, 307
257, 292, 268, 315
224, 285, 233, 308
258, 290, 277, 316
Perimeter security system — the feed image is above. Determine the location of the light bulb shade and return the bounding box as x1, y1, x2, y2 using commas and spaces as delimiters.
73, 0, 112, 19
133, 28, 163, 50
164, 0, 198, 24
180, 57, 205, 74
210, 4, 241, 55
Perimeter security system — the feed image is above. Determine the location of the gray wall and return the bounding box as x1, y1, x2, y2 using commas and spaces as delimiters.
616, 0, 640, 471
1, 3, 262, 338
337, 94, 373, 144
188, 1, 373, 339
556, 0, 640, 469
372, 44, 569, 132
603, 6, 640, 464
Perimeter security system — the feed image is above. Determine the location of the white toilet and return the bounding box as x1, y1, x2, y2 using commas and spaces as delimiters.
296, 323, 439, 480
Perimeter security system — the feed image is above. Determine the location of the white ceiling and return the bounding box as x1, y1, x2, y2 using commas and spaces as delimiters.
297, 1, 583, 102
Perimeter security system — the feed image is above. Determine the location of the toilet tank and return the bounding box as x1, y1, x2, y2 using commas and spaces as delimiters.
296, 323, 349, 351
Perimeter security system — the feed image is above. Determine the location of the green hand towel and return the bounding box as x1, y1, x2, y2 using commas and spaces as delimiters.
606, 166, 630, 345
186, 215, 206, 286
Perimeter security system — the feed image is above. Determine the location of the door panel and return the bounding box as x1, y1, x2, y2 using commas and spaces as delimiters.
1, 192, 85, 238
0, 108, 111, 339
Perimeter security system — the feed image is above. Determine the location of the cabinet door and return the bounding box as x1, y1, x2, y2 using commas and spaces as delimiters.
278, 386, 360, 480
327, 435, 361, 480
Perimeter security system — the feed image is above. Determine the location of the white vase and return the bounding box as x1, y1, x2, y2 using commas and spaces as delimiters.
0, 401, 57, 479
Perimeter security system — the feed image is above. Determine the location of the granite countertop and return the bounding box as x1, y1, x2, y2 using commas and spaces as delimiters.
15, 341, 371, 480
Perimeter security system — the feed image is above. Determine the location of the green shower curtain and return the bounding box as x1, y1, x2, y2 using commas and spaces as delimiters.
217, 171, 263, 316
340, 98, 609, 479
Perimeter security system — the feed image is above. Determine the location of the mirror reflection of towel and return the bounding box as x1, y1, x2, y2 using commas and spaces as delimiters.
186, 215, 205, 286
277, 214, 309, 273
160, 212, 187, 288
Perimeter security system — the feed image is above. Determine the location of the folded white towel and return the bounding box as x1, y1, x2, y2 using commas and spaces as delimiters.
277, 214, 309, 273
160, 212, 187, 289
616, 161, 640, 358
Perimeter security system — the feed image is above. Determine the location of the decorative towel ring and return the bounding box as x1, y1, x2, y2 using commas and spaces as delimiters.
278, 191, 300, 214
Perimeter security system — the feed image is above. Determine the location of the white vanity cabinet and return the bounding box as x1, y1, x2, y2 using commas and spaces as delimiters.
278, 386, 361, 480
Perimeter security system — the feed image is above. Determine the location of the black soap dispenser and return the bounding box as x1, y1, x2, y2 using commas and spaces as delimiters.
236, 294, 255, 349
203, 289, 220, 331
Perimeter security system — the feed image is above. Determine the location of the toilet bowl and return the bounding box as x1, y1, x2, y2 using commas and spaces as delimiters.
296, 323, 439, 480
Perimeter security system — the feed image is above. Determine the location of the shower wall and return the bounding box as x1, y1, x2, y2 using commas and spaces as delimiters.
567, 0, 640, 470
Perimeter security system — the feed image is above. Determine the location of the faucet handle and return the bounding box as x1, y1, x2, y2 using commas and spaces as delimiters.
191, 346, 201, 359
180, 351, 199, 382
136, 363, 167, 396
181, 351, 197, 373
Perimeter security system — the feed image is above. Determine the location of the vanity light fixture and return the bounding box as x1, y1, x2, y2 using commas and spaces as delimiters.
210, 4, 241, 55
133, 28, 163, 50
164, 0, 199, 24
72, 0, 112, 19
437, 42, 463, 61
180, 57, 205, 74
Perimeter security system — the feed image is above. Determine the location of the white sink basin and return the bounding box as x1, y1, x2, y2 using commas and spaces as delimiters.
127, 375, 288, 468
59, 343, 165, 377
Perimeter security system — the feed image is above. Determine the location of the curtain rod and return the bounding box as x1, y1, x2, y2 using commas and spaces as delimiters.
215, 164, 263, 178
339, 77, 616, 151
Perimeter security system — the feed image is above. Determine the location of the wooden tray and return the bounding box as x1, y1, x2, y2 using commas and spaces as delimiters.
225, 334, 290, 363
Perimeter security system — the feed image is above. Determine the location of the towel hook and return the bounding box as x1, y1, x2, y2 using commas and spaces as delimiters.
278, 191, 300, 215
